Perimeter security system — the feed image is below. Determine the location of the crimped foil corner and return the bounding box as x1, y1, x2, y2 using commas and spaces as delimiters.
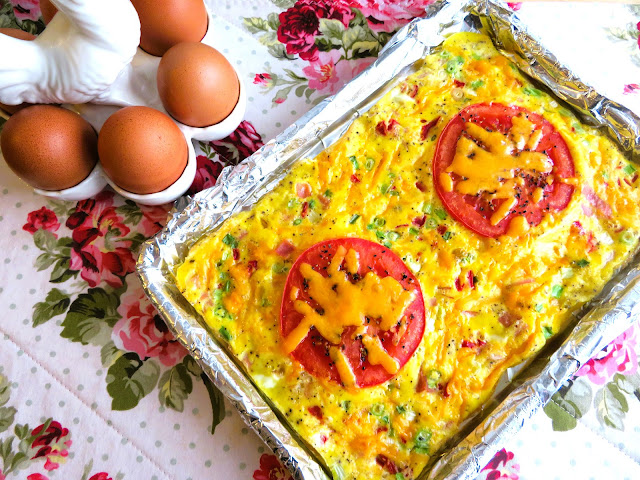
137, 1, 640, 479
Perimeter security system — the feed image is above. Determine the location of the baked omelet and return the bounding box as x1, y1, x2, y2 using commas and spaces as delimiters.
176, 32, 640, 480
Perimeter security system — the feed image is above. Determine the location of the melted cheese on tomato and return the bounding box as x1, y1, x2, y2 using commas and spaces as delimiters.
443, 117, 554, 226
176, 32, 640, 480
283, 246, 414, 384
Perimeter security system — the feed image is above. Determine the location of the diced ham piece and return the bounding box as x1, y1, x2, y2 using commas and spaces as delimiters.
232, 248, 240, 261
454, 278, 463, 292
275, 240, 295, 258
454, 79, 466, 87
376, 455, 398, 474
375, 119, 400, 136
247, 260, 258, 276
415, 181, 427, 192
301, 202, 309, 218
498, 312, 521, 327
583, 185, 612, 218
296, 182, 311, 198
351, 174, 361, 183
467, 270, 475, 289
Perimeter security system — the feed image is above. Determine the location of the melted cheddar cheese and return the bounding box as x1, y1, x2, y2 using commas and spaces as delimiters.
176, 33, 640, 480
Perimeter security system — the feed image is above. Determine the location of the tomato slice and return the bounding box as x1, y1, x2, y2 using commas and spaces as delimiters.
280, 238, 425, 388
432, 103, 575, 237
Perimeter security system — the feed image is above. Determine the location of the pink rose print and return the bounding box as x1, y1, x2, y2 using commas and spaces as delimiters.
27, 475, 48, 480
23, 207, 60, 235
254, 73, 273, 87
89, 473, 113, 480
575, 323, 638, 385
274, 97, 285, 104
479, 449, 520, 480
10, 0, 41, 21
30, 420, 72, 472
138, 203, 170, 237
303, 51, 374, 94
277, 0, 354, 61
112, 278, 187, 367
210, 120, 265, 165
188, 155, 224, 195
347, 0, 434, 33
624, 84, 640, 95
253, 454, 293, 480
65, 191, 135, 288
507, 2, 522, 11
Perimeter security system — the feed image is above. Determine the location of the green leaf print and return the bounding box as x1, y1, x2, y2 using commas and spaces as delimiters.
32, 288, 71, 327
270, 0, 296, 8
158, 363, 193, 412
595, 383, 629, 430
614, 371, 640, 399
182, 355, 203, 377
60, 288, 120, 345
0, 374, 11, 408
0, 407, 16, 434
107, 353, 160, 411
544, 377, 593, 431
243, 16, 271, 34
101, 340, 123, 368
201, 373, 226, 435
33, 229, 57, 252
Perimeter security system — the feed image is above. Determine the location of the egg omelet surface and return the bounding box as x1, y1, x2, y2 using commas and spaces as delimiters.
176, 33, 640, 480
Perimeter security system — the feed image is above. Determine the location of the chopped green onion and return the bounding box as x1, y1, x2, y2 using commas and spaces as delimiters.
308, 199, 317, 209
219, 326, 232, 341
558, 107, 572, 117
213, 289, 223, 303
413, 429, 432, 454
425, 218, 438, 229
427, 370, 441, 390
551, 285, 564, 299
373, 217, 386, 227
222, 280, 232, 293
390, 190, 400, 196
434, 208, 447, 220
340, 400, 351, 412
422, 203, 433, 214
260, 298, 271, 307
396, 474, 406, 480
602, 171, 609, 180
440, 50, 451, 59
330, 463, 346, 480
561, 268, 574, 280
442, 231, 452, 241
470, 80, 484, 89
387, 231, 400, 241
535, 303, 544, 313
287, 198, 297, 208
383, 240, 392, 248
380, 183, 391, 194
366, 223, 376, 230
409, 226, 420, 235
365, 158, 375, 170
272, 263, 289, 274
574, 259, 590, 268
623, 163, 637, 175
375, 231, 386, 241
222, 233, 238, 248
324, 189, 333, 198
370, 403, 385, 416
214, 304, 231, 319
522, 86, 542, 97
349, 214, 360, 224
293, 218, 302, 226
621, 230, 636, 246
542, 326, 553, 339
471, 52, 482, 60
395, 405, 406, 414
380, 414, 390, 425
445, 56, 464, 75
349, 155, 359, 170
221, 250, 230, 261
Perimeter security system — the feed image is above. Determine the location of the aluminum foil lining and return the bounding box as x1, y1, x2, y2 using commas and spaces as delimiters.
137, 1, 640, 479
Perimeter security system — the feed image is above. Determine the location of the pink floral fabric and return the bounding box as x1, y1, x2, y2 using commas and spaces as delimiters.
478, 449, 520, 480
252, 454, 293, 480
347, 0, 433, 32
575, 323, 639, 385
9, 0, 40, 21
23, 207, 60, 235
112, 279, 187, 367
65, 191, 136, 288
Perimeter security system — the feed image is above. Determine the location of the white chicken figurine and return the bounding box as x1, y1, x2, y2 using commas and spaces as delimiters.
0, 0, 140, 106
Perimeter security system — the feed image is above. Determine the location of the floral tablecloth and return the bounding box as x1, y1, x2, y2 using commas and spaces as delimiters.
2, 1, 640, 479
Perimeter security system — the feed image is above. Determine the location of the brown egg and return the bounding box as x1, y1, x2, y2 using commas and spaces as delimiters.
131, 0, 208, 57
98, 106, 188, 194
1, 105, 98, 191
39, 0, 58, 24
157, 42, 240, 127
0, 28, 37, 114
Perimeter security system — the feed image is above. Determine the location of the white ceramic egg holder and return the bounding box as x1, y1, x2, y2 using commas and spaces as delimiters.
0, 0, 246, 205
